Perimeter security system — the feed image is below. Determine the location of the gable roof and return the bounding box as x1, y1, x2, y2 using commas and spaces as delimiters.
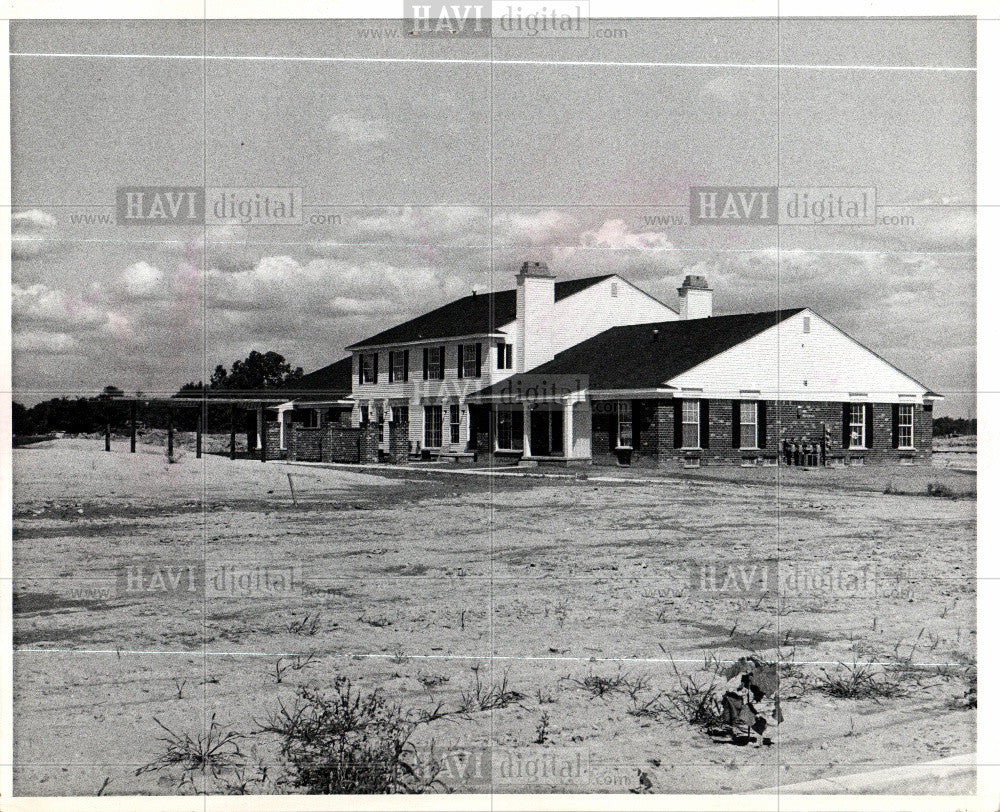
479, 309, 806, 392
346, 275, 614, 349
283, 356, 353, 400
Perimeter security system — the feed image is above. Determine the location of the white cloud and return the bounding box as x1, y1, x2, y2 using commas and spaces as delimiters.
13, 330, 80, 354
12, 209, 58, 259
121, 261, 167, 301
577, 219, 674, 251
12, 283, 108, 329
494, 209, 579, 247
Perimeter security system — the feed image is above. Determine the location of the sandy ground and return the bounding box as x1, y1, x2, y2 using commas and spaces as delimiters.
12, 438, 976, 796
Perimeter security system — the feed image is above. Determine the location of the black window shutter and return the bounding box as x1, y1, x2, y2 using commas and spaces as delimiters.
358, 355, 364, 385
475, 343, 482, 377
457, 345, 464, 379
758, 401, 767, 448
699, 400, 711, 449
403, 350, 409, 382
439, 346, 446, 379
732, 400, 741, 448
373, 353, 378, 384
865, 404, 874, 448
388, 351, 394, 383
891, 404, 900, 448
423, 348, 429, 380
673, 400, 683, 448
842, 403, 851, 448
497, 342, 503, 368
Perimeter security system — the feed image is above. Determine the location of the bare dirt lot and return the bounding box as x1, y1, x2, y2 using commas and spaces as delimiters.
12, 438, 976, 795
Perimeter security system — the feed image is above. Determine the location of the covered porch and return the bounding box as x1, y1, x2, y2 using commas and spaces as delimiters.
467, 378, 592, 465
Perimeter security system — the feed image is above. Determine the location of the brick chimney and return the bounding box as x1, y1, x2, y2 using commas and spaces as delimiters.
677, 274, 713, 319
516, 261, 556, 371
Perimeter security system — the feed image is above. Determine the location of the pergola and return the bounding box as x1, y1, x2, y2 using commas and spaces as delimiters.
110, 394, 291, 462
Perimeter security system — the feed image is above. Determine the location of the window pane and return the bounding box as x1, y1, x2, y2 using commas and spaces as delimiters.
462, 344, 477, 378
899, 404, 914, 447
740, 401, 756, 423
682, 424, 699, 448
682, 400, 699, 423
424, 406, 442, 447
849, 403, 865, 447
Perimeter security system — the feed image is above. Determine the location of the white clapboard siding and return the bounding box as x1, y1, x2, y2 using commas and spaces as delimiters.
499, 275, 677, 367
667, 309, 931, 401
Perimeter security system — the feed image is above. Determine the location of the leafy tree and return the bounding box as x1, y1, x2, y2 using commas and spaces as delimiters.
212, 351, 303, 392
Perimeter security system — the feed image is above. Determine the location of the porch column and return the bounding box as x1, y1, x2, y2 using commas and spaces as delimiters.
522, 405, 531, 457
563, 400, 573, 458
257, 405, 267, 463
129, 401, 137, 453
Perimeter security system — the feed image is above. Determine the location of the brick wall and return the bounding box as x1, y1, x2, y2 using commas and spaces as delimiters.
266, 421, 284, 459
289, 426, 324, 461
387, 420, 410, 464
359, 424, 379, 463
320, 423, 380, 464
589, 398, 931, 468
325, 424, 360, 463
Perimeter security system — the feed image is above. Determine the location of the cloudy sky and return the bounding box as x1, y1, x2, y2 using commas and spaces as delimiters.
10, 18, 975, 415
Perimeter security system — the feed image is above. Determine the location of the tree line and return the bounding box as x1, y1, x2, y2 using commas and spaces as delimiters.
13, 351, 303, 436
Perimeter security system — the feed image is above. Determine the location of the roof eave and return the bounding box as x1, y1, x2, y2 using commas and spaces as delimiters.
346, 330, 509, 351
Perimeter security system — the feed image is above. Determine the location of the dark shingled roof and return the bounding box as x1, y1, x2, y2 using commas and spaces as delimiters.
347, 275, 615, 349
283, 356, 354, 400
476, 309, 805, 392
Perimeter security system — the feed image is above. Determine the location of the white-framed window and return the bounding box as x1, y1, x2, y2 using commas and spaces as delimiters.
449, 403, 461, 444
393, 405, 408, 425
424, 405, 442, 447
426, 346, 443, 380
496, 407, 524, 451
898, 404, 914, 449
461, 343, 478, 379
359, 403, 369, 424
740, 401, 758, 448
391, 351, 407, 382
849, 403, 866, 449
682, 400, 700, 448
361, 353, 377, 384
497, 342, 513, 370
616, 400, 632, 448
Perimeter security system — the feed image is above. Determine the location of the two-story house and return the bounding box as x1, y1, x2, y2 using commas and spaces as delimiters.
345, 262, 676, 456
267, 261, 938, 468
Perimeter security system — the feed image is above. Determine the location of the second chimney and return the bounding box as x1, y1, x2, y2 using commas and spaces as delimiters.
677, 274, 713, 319
516, 261, 556, 372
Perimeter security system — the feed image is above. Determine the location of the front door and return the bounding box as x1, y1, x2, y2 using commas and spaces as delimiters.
530, 408, 564, 457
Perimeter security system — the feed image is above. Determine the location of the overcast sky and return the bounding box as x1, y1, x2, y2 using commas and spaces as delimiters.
10, 18, 976, 415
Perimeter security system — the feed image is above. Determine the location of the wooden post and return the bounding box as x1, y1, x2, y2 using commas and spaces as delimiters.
167, 409, 174, 460
196, 409, 203, 459
130, 401, 137, 453
258, 405, 268, 463
104, 414, 111, 452
229, 406, 236, 460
